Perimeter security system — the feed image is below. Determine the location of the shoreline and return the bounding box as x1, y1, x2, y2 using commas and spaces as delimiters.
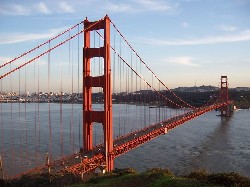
1, 168, 250, 187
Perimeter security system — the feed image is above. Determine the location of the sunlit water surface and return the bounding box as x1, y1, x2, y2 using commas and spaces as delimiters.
1, 103, 249, 177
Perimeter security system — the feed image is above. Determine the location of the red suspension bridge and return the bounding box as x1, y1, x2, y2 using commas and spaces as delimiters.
0, 15, 232, 179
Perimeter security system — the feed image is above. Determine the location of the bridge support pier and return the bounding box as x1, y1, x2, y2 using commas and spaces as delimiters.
220, 76, 230, 117
83, 15, 113, 172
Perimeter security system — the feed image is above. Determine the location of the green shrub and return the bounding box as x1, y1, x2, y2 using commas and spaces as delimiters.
113, 168, 137, 175
187, 169, 209, 182
188, 170, 250, 186
146, 167, 174, 177
207, 172, 250, 186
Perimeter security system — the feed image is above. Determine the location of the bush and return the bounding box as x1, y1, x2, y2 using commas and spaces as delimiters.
146, 167, 174, 177
187, 169, 209, 182
113, 168, 137, 175
187, 170, 250, 186
208, 172, 250, 186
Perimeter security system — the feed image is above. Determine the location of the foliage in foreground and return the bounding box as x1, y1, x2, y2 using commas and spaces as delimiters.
187, 169, 250, 187
1, 168, 250, 187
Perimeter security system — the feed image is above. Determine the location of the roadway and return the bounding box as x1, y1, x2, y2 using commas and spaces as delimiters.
10, 102, 229, 178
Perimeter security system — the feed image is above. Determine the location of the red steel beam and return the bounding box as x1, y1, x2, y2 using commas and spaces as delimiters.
9, 101, 231, 179
83, 15, 113, 172
112, 102, 230, 158
64, 101, 231, 176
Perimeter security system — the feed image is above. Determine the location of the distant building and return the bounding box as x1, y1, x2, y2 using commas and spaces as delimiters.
172, 85, 219, 92
232, 87, 250, 91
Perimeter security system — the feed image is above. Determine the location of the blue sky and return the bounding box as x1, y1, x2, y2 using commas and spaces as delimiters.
0, 0, 250, 90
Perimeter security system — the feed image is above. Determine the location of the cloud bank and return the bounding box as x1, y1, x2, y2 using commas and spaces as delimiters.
0, 28, 66, 44
103, 0, 177, 13
140, 30, 250, 46
0, 1, 75, 16
164, 56, 200, 67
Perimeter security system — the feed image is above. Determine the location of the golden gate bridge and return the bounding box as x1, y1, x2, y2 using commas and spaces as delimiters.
0, 15, 232, 179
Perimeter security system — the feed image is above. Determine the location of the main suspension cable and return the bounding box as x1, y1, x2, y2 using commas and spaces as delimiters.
110, 20, 196, 109
0, 21, 84, 69
0, 19, 103, 80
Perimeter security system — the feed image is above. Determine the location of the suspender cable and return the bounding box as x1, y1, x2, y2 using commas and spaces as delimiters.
143, 78, 146, 128
130, 50, 133, 93
0, 80, 3, 178
140, 60, 142, 129
69, 30, 71, 74
71, 32, 74, 153
130, 50, 134, 131
0, 80, 3, 154
110, 20, 195, 109
135, 56, 138, 130
0, 21, 84, 70
0, 18, 107, 176
122, 49, 125, 135
34, 59, 37, 165
110, 45, 186, 109
10, 64, 14, 173
37, 61, 41, 164
125, 57, 129, 133
23, 65, 27, 172
0, 19, 103, 81
60, 55, 63, 158
68, 30, 73, 153
159, 80, 160, 123
77, 25, 80, 95
18, 70, 23, 171
118, 37, 122, 136
24, 65, 28, 171
78, 113, 80, 149
77, 24, 81, 149
48, 41, 52, 161
113, 25, 116, 95
165, 91, 167, 119
96, 29, 187, 109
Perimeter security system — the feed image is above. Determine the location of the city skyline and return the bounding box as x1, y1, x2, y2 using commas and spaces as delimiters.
0, 0, 250, 90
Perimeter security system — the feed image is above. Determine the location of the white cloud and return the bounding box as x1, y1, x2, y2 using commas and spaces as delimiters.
182, 22, 189, 29
105, 2, 133, 13
0, 28, 66, 44
0, 57, 13, 65
0, 4, 30, 16
36, 2, 51, 14
58, 2, 75, 13
104, 0, 177, 13
218, 24, 238, 32
164, 56, 200, 67
0, 2, 75, 16
136, 0, 172, 11
140, 29, 250, 46
0, 0, 175, 16
0, 56, 27, 68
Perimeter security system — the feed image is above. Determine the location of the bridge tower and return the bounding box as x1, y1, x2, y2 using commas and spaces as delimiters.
220, 75, 229, 116
83, 16, 113, 171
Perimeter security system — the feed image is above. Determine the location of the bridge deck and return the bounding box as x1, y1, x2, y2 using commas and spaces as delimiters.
10, 102, 229, 178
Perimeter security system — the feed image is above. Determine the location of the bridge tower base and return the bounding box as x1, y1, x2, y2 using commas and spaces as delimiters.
220, 75, 230, 117
83, 15, 113, 172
